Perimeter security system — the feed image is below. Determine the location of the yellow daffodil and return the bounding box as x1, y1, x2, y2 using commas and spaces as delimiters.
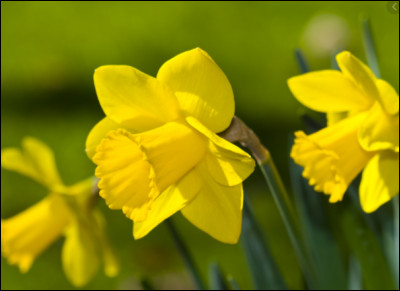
1, 137, 119, 287
288, 51, 399, 213
86, 48, 255, 244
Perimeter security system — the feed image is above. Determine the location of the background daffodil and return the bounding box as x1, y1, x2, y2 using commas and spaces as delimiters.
86, 48, 255, 244
288, 51, 399, 213
1, 137, 119, 287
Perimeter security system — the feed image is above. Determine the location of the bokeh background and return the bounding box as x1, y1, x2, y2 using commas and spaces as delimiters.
1, 1, 398, 290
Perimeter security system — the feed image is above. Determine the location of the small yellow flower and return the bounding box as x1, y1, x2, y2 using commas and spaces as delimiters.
288, 51, 399, 213
86, 48, 255, 243
1, 137, 119, 287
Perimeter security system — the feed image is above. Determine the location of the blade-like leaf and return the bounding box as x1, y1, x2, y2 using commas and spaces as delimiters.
227, 276, 241, 290
259, 159, 315, 288
165, 218, 205, 290
240, 193, 287, 290
348, 182, 398, 289
288, 149, 347, 289
362, 18, 381, 78
208, 262, 229, 290
376, 203, 397, 288
340, 202, 396, 290
294, 49, 310, 73
347, 256, 362, 290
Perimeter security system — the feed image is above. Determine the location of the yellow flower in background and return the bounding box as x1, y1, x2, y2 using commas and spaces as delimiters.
1, 137, 119, 287
86, 48, 255, 244
288, 51, 399, 213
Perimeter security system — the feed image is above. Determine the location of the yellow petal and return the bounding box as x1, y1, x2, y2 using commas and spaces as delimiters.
94, 129, 159, 221
376, 79, 399, 115
205, 146, 255, 186
1, 137, 64, 190
86, 117, 122, 159
186, 116, 255, 186
181, 160, 243, 244
358, 103, 399, 152
66, 177, 94, 197
94, 121, 206, 222
62, 221, 100, 287
91, 211, 119, 277
288, 70, 371, 113
94, 65, 180, 132
157, 48, 234, 133
291, 112, 374, 202
336, 51, 378, 106
1, 194, 71, 273
133, 168, 201, 239
360, 151, 399, 213
102, 243, 119, 278
327, 112, 348, 126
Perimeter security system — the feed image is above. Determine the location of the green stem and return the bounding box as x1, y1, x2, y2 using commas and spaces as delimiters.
259, 151, 315, 288
165, 218, 205, 290
221, 116, 315, 287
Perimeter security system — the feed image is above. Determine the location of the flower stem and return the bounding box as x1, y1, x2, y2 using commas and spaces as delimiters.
258, 150, 314, 287
165, 218, 205, 290
221, 116, 315, 287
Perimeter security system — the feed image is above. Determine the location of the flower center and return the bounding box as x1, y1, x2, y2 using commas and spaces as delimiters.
291, 112, 374, 202
94, 121, 207, 222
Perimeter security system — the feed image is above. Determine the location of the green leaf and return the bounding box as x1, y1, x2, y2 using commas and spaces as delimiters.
371, 197, 400, 290
165, 218, 206, 290
375, 203, 397, 289
347, 256, 362, 290
362, 18, 381, 78
258, 157, 315, 288
348, 182, 398, 289
227, 276, 241, 290
330, 49, 341, 71
339, 202, 396, 290
240, 194, 287, 290
208, 262, 229, 290
294, 49, 310, 73
288, 151, 347, 289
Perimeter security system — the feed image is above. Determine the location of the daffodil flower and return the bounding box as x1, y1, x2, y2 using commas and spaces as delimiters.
1, 137, 119, 287
288, 51, 399, 213
86, 48, 255, 243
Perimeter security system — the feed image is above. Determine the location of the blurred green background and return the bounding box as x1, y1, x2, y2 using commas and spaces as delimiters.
1, 1, 398, 290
